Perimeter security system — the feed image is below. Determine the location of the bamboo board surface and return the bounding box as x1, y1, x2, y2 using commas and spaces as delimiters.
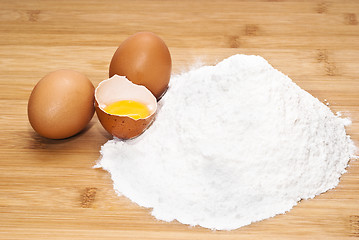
1, 0, 359, 239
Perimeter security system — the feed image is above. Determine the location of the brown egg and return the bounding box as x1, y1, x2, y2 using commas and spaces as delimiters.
109, 32, 172, 100
28, 70, 95, 139
95, 75, 157, 139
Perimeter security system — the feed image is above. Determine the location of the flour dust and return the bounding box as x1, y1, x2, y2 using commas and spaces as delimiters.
96, 54, 357, 230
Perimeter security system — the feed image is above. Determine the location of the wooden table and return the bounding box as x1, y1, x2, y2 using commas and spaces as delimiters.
1, 0, 358, 239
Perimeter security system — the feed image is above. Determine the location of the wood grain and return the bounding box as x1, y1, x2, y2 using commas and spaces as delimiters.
0, 0, 358, 239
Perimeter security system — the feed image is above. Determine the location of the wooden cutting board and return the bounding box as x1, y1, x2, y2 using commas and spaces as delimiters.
0, 0, 358, 239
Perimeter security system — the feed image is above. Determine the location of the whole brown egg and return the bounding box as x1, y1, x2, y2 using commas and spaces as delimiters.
109, 32, 172, 100
28, 70, 95, 139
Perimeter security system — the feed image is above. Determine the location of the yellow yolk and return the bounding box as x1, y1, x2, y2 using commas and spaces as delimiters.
104, 100, 150, 120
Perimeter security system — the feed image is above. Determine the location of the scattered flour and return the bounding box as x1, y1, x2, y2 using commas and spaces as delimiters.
96, 54, 357, 230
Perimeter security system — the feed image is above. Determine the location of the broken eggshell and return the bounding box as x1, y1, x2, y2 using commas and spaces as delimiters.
95, 75, 157, 139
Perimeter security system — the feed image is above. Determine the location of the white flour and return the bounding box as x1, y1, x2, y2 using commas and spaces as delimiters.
96, 54, 357, 230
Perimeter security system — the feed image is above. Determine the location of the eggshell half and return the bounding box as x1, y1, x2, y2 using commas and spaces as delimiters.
95, 75, 157, 139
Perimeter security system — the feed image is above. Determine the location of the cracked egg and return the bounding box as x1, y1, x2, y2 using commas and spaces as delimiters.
95, 75, 157, 139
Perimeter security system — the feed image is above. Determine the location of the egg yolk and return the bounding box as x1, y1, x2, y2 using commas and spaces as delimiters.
104, 100, 150, 120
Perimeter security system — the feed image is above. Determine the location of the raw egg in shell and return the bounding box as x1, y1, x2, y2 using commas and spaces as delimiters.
95, 75, 157, 139
28, 69, 95, 139
109, 32, 172, 100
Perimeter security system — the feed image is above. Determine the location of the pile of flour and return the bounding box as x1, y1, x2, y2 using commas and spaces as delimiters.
96, 54, 357, 230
